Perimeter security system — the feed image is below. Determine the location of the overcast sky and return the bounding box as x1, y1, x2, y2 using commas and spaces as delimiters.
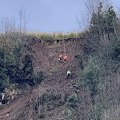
0, 0, 120, 33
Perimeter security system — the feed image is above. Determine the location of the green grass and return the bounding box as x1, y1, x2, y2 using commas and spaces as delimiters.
27, 31, 84, 41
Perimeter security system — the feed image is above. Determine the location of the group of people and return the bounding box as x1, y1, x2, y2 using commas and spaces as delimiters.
58, 54, 71, 79
58, 54, 67, 63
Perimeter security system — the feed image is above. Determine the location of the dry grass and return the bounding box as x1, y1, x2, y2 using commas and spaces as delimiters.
27, 31, 84, 41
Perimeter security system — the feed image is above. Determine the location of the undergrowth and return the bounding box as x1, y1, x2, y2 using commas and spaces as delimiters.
25, 92, 65, 120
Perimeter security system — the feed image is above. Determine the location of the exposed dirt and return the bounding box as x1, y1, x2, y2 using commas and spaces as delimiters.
0, 37, 84, 120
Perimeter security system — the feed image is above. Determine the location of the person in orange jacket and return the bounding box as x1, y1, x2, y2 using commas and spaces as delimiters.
64, 55, 67, 63
58, 54, 63, 61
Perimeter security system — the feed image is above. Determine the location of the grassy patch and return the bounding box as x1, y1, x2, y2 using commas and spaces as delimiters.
27, 31, 83, 41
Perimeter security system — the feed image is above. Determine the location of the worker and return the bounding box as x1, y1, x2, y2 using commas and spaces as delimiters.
64, 55, 67, 63
58, 54, 63, 61
67, 70, 71, 79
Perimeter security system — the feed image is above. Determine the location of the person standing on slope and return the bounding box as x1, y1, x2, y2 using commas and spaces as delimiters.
58, 54, 63, 62
64, 55, 67, 63
67, 70, 71, 79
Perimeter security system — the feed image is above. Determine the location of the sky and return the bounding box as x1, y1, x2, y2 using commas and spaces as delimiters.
0, 0, 120, 33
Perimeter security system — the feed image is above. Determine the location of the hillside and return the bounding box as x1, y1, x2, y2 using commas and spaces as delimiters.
0, 3, 120, 120
0, 37, 84, 120
0, 34, 120, 120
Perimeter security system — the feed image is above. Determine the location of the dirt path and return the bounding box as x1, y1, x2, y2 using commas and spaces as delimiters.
0, 94, 30, 119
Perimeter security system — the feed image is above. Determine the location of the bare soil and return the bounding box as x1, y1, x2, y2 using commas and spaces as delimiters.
0, 37, 83, 120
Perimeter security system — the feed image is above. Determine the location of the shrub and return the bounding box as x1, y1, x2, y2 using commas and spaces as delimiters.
0, 46, 12, 93
81, 57, 100, 96
66, 93, 78, 109
0, 36, 43, 94
22, 54, 34, 85
64, 108, 80, 120
87, 104, 104, 120
75, 54, 84, 69
34, 71, 44, 85
112, 40, 120, 60
28, 93, 64, 119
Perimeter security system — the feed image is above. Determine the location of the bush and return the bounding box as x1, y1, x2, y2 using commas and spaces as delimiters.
0, 36, 43, 93
87, 104, 104, 120
66, 93, 78, 109
112, 40, 120, 60
34, 71, 44, 85
28, 93, 64, 119
0, 46, 12, 92
64, 108, 80, 120
81, 57, 100, 96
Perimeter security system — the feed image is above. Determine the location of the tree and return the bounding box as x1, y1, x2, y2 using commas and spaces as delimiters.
77, 0, 111, 31
0, 17, 16, 33
104, 6, 118, 39
18, 7, 29, 34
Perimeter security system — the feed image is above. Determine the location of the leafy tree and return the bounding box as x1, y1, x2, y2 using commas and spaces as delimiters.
104, 6, 118, 34
81, 57, 100, 97
0, 38, 40, 94
89, 3, 104, 38
82, 3, 119, 56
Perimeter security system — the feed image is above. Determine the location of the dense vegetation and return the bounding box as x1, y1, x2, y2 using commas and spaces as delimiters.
0, 33, 44, 99
75, 3, 120, 120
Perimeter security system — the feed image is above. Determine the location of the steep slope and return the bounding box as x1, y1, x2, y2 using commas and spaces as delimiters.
0, 37, 83, 120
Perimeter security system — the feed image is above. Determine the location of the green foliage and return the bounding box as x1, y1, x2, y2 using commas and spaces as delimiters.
0, 35, 44, 94
78, 3, 120, 120
66, 93, 78, 109
33, 71, 44, 85
28, 93, 64, 119
83, 4, 118, 55
0, 46, 13, 92
22, 54, 34, 85
104, 6, 117, 33
40, 33, 54, 41
112, 40, 120, 60
64, 108, 80, 120
90, 4, 117, 36
87, 105, 104, 120
106, 40, 120, 72
64, 109, 73, 120
80, 4, 119, 97
64, 93, 80, 120
81, 57, 100, 96
69, 33, 77, 38
89, 3, 104, 38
